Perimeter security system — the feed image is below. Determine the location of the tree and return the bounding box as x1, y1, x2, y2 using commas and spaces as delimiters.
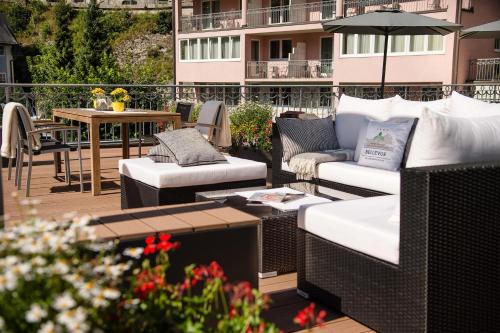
155, 10, 172, 34
54, 0, 74, 68
7, 1, 31, 33
74, 0, 105, 81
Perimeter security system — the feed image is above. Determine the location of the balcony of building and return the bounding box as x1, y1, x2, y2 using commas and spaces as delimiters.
246, 59, 333, 80
246, 0, 336, 28
469, 58, 500, 82
343, 0, 448, 17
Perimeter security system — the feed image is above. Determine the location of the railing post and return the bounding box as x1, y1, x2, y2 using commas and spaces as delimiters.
336, 0, 344, 17
242, 0, 248, 26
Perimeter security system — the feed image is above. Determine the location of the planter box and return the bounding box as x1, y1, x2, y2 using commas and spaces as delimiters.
230, 147, 272, 168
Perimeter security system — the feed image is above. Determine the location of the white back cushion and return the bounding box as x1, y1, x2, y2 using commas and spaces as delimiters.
390, 95, 449, 118
449, 91, 500, 118
406, 108, 500, 168
335, 94, 393, 150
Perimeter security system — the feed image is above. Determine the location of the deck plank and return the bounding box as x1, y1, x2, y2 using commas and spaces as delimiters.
2, 148, 373, 333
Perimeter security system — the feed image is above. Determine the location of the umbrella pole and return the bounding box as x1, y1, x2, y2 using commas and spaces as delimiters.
380, 32, 389, 99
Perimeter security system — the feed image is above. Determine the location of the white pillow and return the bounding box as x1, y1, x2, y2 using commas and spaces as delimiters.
335, 94, 393, 150
406, 108, 500, 168
357, 119, 414, 171
449, 91, 500, 118
390, 95, 449, 118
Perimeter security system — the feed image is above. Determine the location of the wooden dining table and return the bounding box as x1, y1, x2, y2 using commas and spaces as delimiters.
53, 108, 181, 196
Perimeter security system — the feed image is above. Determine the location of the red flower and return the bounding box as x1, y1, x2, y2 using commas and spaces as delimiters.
293, 303, 326, 328
207, 261, 225, 280
144, 236, 157, 255
156, 233, 180, 252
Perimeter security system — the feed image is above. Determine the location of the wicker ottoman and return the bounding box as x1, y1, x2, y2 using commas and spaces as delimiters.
119, 156, 267, 208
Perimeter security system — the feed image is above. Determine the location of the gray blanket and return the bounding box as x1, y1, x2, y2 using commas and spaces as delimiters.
288, 149, 355, 180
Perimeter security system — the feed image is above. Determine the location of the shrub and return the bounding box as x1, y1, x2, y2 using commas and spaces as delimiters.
155, 10, 172, 34
230, 102, 273, 152
7, 2, 31, 33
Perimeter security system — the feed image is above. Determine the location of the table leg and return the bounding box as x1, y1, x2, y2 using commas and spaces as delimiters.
90, 121, 101, 196
53, 115, 62, 174
121, 123, 130, 159
173, 116, 181, 130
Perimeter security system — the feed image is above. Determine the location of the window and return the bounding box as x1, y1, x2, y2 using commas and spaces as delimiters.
410, 35, 425, 52
391, 35, 405, 53
201, 38, 209, 59
180, 36, 241, 61
270, 40, 292, 59
0, 46, 4, 56
427, 35, 443, 52
495, 39, 500, 51
232, 36, 240, 59
209, 37, 219, 59
341, 34, 444, 56
180, 40, 188, 60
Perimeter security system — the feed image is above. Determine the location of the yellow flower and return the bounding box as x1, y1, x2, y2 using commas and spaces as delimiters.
110, 88, 131, 103
123, 95, 131, 102
90, 88, 105, 96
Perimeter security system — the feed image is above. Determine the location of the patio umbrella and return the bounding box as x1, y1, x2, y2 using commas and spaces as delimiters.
461, 19, 500, 39
322, 9, 461, 97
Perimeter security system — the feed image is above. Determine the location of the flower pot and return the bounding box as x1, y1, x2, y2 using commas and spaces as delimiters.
112, 102, 125, 112
230, 147, 272, 168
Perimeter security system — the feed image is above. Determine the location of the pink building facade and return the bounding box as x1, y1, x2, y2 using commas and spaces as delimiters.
174, 0, 500, 88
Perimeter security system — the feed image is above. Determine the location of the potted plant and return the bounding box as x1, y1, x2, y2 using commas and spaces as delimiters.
90, 87, 106, 109
230, 102, 273, 167
0, 199, 326, 332
110, 88, 131, 112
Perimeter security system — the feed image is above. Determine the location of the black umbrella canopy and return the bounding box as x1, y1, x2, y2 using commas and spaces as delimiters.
461, 20, 500, 39
322, 10, 461, 97
323, 9, 462, 35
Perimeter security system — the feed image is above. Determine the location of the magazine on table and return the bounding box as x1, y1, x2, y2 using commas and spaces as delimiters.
247, 191, 305, 204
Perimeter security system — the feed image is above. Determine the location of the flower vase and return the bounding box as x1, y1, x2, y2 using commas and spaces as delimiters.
112, 102, 125, 112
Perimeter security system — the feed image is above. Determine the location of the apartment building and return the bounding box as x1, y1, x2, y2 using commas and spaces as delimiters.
174, 0, 500, 98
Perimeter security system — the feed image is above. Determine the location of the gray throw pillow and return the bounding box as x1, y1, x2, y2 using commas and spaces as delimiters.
154, 128, 226, 167
276, 116, 339, 162
148, 145, 173, 163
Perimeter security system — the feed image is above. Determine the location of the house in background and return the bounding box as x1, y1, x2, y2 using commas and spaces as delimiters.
173, 0, 500, 101
0, 14, 17, 84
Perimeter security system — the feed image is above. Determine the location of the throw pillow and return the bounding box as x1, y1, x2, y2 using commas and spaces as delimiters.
335, 94, 394, 150
405, 108, 500, 168
154, 128, 227, 167
148, 144, 173, 163
357, 119, 415, 171
276, 116, 339, 162
449, 91, 500, 118
390, 95, 450, 118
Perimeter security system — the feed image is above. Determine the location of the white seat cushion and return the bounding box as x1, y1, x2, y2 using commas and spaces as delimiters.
119, 156, 267, 189
317, 161, 400, 194
298, 195, 400, 264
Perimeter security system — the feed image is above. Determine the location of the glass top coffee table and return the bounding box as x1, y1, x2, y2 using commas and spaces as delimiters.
195, 182, 343, 278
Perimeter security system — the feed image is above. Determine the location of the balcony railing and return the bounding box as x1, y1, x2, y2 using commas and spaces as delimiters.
180, 11, 242, 33
469, 58, 500, 82
246, 1, 335, 27
344, 0, 448, 17
247, 60, 333, 79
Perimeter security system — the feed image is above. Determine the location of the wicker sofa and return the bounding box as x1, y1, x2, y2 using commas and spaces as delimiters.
297, 161, 500, 332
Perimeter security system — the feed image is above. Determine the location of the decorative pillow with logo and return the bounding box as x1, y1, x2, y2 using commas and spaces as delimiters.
357, 119, 414, 171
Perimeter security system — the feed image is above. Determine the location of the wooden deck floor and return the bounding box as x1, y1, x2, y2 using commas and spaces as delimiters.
1, 148, 374, 333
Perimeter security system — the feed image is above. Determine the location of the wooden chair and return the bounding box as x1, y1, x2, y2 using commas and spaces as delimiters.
182, 101, 224, 146
14, 105, 83, 196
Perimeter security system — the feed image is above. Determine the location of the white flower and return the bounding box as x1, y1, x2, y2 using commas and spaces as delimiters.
71, 216, 92, 229
26, 304, 48, 323
38, 321, 58, 333
57, 307, 88, 330
124, 298, 140, 309
2, 271, 18, 291
102, 288, 120, 300
11, 263, 31, 276
78, 282, 101, 300
123, 247, 144, 259
5, 255, 18, 266
64, 273, 84, 288
31, 256, 47, 266
52, 260, 70, 275
52, 292, 76, 311
91, 293, 109, 308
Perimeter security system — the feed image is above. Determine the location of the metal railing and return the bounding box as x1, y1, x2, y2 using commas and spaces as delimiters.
247, 60, 333, 79
344, 0, 447, 17
180, 11, 242, 33
1, 83, 499, 144
469, 58, 500, 82
247, 1, 335, 27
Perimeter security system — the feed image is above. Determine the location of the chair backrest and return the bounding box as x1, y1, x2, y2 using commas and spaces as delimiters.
195, 101, 223, 142
14, 105, 41, 149
175, 101, 194, 122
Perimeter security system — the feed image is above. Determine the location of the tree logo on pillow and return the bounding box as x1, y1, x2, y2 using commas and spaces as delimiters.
363, 129, 394, 158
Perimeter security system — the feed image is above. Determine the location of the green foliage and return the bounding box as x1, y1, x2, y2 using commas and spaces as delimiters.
6, 1, 31, 33
191, 103, 202, 122
230, 102, 274, 152
155, 10, 172, 34
54, 0, 73, 67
